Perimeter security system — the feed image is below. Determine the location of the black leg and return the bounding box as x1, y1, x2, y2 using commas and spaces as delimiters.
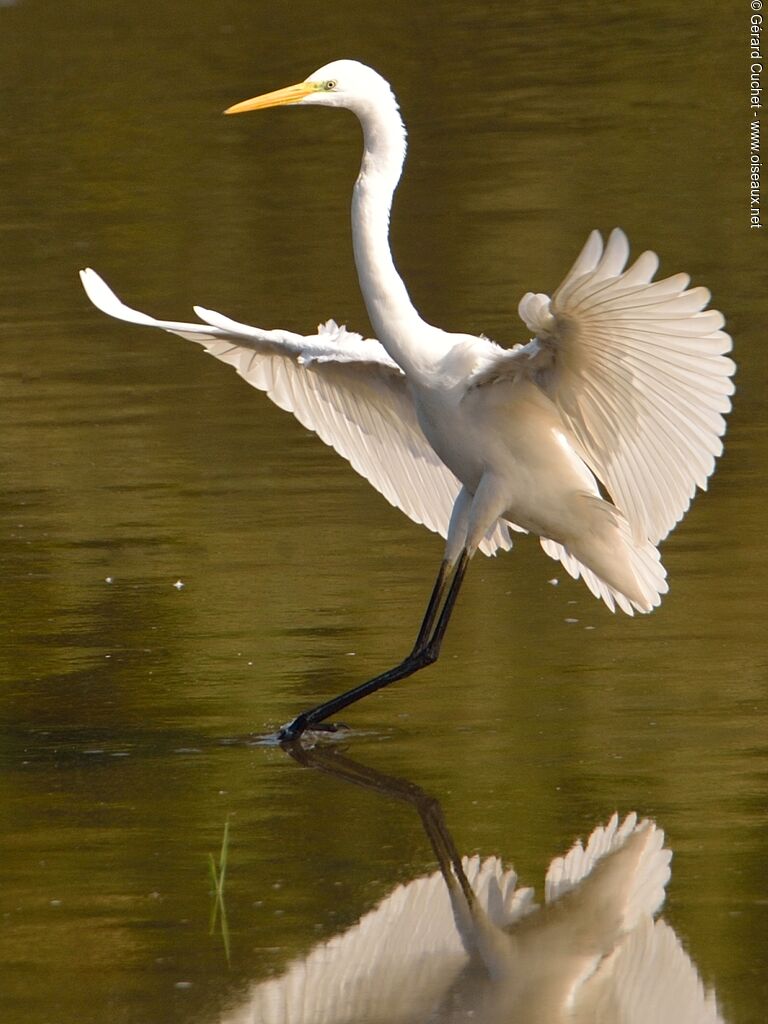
277, 550, 470, 740
412, 557, 450, 650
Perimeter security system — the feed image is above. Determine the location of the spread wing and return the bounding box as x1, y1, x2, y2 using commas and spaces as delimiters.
471, 229, 735, 546
80, 269, 512, 556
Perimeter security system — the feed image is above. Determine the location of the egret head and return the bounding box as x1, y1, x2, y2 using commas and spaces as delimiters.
224, 60, 397, 119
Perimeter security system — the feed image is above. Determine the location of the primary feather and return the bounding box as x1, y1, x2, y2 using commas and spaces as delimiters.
79, 268, 512, 556
493, 228, 734, 546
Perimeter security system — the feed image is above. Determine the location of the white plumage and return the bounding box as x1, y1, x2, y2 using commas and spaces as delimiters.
80, 59, 735, 733
79, 269, 512, 556
80, 223, 732, 614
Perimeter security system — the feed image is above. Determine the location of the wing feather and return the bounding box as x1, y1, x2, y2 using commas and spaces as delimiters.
80, 269, 511, 556
513, 229, 734, 544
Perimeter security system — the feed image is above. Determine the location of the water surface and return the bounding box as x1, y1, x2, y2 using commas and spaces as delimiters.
0, 2, 765, 1022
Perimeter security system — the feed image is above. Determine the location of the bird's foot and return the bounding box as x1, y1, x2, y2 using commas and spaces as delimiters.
276, 714, 349, 743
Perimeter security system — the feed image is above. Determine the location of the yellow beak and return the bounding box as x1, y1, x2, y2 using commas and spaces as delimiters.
224, 81, 316, 115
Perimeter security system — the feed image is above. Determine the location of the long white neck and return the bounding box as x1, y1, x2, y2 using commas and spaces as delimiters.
351, 94, 442, 377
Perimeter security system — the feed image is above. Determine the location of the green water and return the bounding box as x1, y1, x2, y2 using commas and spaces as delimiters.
0, 1, 765, 1021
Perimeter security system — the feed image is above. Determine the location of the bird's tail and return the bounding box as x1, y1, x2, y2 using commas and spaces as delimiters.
540, 496, 668, 615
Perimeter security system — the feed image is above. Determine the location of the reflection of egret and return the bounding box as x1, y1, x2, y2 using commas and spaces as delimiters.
80, 60, 734, 738
219, 746, 722, 1024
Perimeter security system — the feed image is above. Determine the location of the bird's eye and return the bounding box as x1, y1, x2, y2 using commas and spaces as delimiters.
325, 80, 337, 91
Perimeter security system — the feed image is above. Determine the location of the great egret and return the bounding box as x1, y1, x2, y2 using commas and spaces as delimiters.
80, 60, 735, 739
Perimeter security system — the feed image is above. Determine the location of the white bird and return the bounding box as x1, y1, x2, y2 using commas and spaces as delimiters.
80, 60, 735, 739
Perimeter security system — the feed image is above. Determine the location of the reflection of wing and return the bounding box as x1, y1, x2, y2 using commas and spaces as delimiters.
221, 856, 532, 1024
79, 269, 512, 556
220, 814, 723, 1024
572, 916, 724, 1024
472, 815, 674, 1019
472, 229, 734, 545
544, 811, 670, 923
